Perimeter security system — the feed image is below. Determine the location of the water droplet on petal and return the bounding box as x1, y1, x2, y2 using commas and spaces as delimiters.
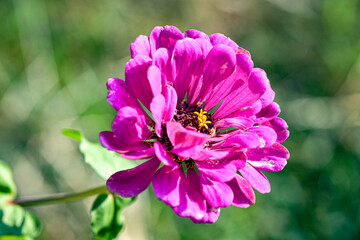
259, 137, 266, 148
209, 207, 220, 213
269, 160, 275, 167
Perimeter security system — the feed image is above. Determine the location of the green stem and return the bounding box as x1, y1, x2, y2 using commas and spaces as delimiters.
12, 185, 109, 207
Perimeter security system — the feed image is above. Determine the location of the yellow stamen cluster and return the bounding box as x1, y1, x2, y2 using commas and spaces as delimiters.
194, 109, 212, 129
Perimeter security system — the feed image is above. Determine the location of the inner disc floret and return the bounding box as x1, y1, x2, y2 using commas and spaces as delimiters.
173, 102, 215, 134
194, 109, 212, 129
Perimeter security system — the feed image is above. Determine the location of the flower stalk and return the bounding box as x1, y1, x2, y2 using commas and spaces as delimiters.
12, 185, 109, 207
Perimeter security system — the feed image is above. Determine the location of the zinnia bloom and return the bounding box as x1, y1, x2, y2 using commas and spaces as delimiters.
100, 26, 289, 223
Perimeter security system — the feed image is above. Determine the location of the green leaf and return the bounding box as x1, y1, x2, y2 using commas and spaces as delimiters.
0, 236, 27, 240
0, 205, 41, 239
0, 162, 41, 239
0, 161, 17, 207
63, 129, 137, 180
62, 129, 82, 141
90, 194, 136, 240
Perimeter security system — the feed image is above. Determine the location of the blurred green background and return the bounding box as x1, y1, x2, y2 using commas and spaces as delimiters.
1, 0, 360, 239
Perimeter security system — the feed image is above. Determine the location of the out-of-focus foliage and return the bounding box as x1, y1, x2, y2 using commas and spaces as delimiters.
0, 162, 41, 239
0, 162, 17, 206
91, 194, 136, 240
0, 0, 359, 239
0, 205, 41, 239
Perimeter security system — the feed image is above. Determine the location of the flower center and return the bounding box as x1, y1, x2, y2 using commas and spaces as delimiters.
194, 109, 212, 130
173, 102, 215, 134
151, 102, 216, 169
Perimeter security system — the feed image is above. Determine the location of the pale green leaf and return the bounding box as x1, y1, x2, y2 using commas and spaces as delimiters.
63, 129, 137, 180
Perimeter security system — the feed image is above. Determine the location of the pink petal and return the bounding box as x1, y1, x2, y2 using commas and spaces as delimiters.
214, 68, 268, 119
209, 33, 239, 52
237, 47, 251, 56
263, 117, 289, 143
150, 94, 165, 136
239, 163, 271, 193
167, 122, 210, 159
246, 143, 289, 172
150, 26, 163, 56
121, 147, 155, 160
235, 52, 254, 80
192, 149, 246, 170
130, 35, 150, 58
227, 174, 255, 208
197, 44, 237, 103
153, 141, 177, 167
192, 149, 230, 161
162, 85, 178, 122
224, 100, 262, 119
107, 157, 160, 197
221, 151, 247, 170
184, 29, 210, 40
259, 84, 275, 108
147, 66, 162, 97
214, 117, 254, 130
186, 39, 212, 104
106, 78, 139, 111
194, 38, 213, 57
125, 55, 153, 108
159, 25, 184, 51
248, 125, 277, 147
172, 38, 203, 102
111, 106, 151, 142
172, 169, 207, 221
185, 39, 214, 105
99, 131, 150, 154
150, 25, 183, 54
197, 161, 237, 182
203, 69, 239, 110
222, 132, 262, 148
152, 165, 181, 207
152, 48, 173, 84
186, 168, 202, 192
204, 52, 254, 110
191, 205, 220, 223
200, 174, 234, 208
255, 102, 281, 123
231, 158, 247, 170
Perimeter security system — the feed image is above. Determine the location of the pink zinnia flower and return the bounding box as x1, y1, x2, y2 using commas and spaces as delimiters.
100, 26, 289, 223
